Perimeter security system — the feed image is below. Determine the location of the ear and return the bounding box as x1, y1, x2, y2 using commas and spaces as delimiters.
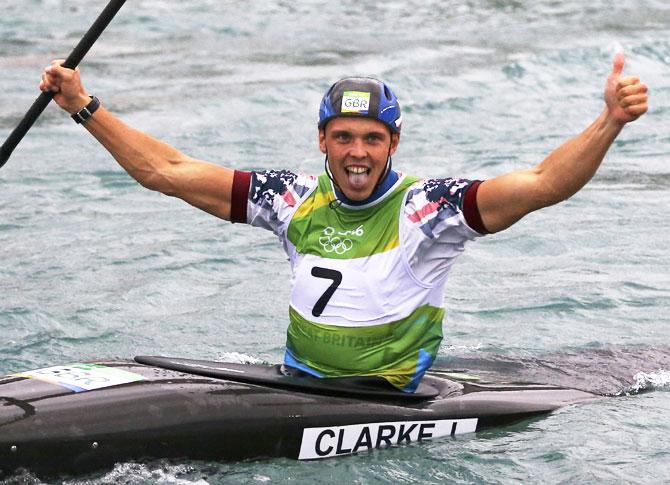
318, 129, 327, 154
389, 133, 400, 155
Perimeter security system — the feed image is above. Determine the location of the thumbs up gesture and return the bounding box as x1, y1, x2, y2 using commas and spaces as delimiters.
604, 53, 648, 126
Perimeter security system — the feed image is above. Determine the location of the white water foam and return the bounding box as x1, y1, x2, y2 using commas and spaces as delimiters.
216, 352, 265, 365
63, 462, 209, 485
440, 343, 484, 352
626, 369, 670, 395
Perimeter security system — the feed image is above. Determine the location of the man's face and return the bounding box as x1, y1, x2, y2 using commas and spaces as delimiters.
319, 117, 400, 201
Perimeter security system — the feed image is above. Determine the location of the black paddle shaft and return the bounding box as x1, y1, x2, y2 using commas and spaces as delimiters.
0, 0, 127, 168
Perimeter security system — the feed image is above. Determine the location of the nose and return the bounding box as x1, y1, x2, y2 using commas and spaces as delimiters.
348, 138, 366, 159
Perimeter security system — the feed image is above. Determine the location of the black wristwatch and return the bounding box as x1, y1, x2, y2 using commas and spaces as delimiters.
71, 96, 101, 124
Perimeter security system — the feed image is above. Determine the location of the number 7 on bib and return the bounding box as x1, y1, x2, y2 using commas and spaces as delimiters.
310, 267, 342, 317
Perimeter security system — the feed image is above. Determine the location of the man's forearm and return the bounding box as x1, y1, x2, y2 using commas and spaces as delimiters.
83, 106, 191, 194
476, 54, 648, 234
476, 110, 625, 233
534, 109, 623, 206
79, 106, 235, 220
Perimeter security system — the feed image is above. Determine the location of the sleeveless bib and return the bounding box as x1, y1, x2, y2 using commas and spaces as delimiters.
284, 174, 444, 392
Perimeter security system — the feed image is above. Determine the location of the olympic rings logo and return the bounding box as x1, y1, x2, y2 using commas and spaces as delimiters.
318, 225, 363, 254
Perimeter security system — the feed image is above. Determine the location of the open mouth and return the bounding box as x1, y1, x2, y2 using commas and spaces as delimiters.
344, 166, 371, 189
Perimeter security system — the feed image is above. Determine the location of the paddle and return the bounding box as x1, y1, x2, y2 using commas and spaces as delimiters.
0, 0, 127, 169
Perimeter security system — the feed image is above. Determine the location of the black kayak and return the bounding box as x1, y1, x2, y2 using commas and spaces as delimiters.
0, 356, 599, 476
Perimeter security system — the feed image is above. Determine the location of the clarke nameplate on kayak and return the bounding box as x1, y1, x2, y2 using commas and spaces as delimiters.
298, 418, 478, 459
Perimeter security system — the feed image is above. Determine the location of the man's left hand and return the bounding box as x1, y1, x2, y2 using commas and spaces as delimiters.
604, 53, 649, 126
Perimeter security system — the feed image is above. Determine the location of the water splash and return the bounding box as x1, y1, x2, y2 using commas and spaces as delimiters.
626, 369, 670, 395
216, 352, 265, 365
58, 461, 209, 485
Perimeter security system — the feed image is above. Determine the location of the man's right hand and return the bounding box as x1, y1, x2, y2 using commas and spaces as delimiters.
39, 59, 91, 115
38, 59, 236, 221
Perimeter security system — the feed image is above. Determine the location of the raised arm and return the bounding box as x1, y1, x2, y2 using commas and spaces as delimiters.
476, 53, 648, 233
40, 60, 235, 221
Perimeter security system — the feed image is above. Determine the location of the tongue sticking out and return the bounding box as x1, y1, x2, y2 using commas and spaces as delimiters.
346, 169, 370, 190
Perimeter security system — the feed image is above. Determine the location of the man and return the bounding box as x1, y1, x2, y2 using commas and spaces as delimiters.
40, 53, 648, 392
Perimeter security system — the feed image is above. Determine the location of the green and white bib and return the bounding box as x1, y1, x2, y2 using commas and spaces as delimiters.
246, 169, 481, 391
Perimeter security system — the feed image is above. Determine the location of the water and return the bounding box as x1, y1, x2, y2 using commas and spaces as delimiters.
1, 0, 669, 482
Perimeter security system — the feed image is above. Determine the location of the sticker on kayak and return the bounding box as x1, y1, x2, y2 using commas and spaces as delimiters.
13, 363, 145, 392
298, 418, 478, 459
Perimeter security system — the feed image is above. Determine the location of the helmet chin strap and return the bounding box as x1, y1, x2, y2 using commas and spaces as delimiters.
324, 153, 344, 210
325, 146, 394, 210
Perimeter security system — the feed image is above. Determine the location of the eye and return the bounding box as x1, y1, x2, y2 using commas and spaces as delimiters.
365, 133, 383, 143
335, 132, 351, 142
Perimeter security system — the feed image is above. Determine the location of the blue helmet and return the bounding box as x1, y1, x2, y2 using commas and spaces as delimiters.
318, 77, 402, 133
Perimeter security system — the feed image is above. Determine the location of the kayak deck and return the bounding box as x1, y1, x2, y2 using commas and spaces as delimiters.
0, 357, 599, 477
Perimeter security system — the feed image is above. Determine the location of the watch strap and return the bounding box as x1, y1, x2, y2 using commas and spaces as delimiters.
71, 96, 101, 124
